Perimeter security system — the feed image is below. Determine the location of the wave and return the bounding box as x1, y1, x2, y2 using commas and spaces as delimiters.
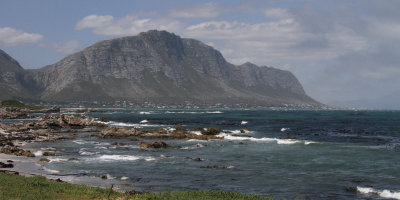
109, 122, 138, 127
281, 128, 289, 132
92, 155, 156, 162
217, 133, 316, 145
164, 111, 223, 114
79, 148, 98, 156
140, 119, 149, 124
241, 121, 248, 125
181, 143, 206, 150
357, 186, 400, 200
188, 131, 202, 135
34, 150, 43, 156
73, 140, 90, 145
121, 176, 129, 180
139, 111, 154, 115
42, 167, 60, 174
48, 158, 68, 162
206, 111, 223, 114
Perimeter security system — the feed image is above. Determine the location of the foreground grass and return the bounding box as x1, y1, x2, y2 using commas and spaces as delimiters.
0, 172, 274, 200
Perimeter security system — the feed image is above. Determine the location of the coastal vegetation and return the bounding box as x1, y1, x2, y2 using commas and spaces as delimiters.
0, 172, 273, 200
0, 99, 43, 110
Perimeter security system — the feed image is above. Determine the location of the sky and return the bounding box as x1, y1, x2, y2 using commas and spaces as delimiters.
1, 0, 399, 109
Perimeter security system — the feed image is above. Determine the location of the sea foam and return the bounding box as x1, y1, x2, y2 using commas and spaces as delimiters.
93, 155, 156, 162
357, 186, 400, 200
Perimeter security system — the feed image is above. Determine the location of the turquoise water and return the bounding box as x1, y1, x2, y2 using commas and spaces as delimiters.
24, 110, 400, 199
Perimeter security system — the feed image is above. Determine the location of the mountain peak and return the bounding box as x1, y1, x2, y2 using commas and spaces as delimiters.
0, 49, 23, 72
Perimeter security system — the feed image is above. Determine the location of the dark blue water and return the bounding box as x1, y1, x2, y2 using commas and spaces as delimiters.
24, 110, 400, 199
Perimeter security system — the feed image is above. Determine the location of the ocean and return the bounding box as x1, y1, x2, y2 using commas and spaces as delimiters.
19, 109, 400, 199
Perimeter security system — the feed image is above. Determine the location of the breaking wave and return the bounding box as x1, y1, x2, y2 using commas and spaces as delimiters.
357, 186, 400, 199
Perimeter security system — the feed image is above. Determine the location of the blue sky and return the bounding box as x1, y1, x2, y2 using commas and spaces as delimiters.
1, 0, 400, 109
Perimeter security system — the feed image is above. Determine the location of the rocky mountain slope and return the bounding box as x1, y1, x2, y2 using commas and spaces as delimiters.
1, 30, 320, 107
0, 50, 42, 100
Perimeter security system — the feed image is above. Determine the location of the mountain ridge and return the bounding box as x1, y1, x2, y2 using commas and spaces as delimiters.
0, 30, 320, 107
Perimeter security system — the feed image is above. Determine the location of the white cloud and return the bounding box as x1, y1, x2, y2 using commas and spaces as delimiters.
169, 3, 220, 18
183, 17, 367, 66
264, 8, 291, 19
75, 15, 114, 30
51, 40, 82, 55
75, 14, 183, 36
0, 27, 43, 45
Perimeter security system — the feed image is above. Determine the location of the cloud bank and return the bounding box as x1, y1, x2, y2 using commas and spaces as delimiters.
0, 27, 43, 46
72, 1, 400, 108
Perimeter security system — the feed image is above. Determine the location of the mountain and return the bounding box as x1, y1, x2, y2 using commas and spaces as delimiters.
0, 50, 42, 100
1, 30, 320, 107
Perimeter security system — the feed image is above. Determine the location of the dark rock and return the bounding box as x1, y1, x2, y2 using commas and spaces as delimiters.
125, 190, 145, 195
0, 162, 14, 168
279, 136, 299, 140
101, 174, 107, 179
68, 158, 79, 161
43, 152, 57, 156
201, 128, 222, 135
192, 158, 202, 161
39, 158, 50, 162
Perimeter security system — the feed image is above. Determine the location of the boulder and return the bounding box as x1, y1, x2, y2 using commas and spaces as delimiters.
39, 158, 50, 162
201, 128, 222, 135
0, 162, 14, 168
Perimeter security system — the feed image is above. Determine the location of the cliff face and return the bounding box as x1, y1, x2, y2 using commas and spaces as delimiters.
2, 30, 319, 106
0, 50, 42, 100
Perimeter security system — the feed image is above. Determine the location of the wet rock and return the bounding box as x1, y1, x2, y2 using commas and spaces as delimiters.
43, 152, 57, 156
345, 186, 357, 193
140, 141, 168, 148
240, 128, 249, 133
98, 117, 109, 122
192, 158, 202, 161
39, 158, 50, 162
6, 160, 13, 163
279, 136, 299, 140
201, 128, 222, 135
68, 158, 79, 161
101, 174, 108, 179
0, 162, 14, 168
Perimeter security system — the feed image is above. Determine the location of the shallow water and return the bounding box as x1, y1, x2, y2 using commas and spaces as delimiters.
21, 110, 400, 199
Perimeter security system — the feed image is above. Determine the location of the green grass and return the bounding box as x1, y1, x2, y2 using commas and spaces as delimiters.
0, 99, 43, 110
0, 172, 274, 200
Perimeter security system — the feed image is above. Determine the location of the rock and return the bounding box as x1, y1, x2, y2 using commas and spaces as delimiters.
68, 158, 79, 161
140, 141, 168, 148
0, 162, 14, 168
192, 158, 202, 161
139, 142, 151, 148
22, 151, 35, 157
43, 152, 57, 156
240, 128, 249, 133
39, 158, 50, 162
151, 141, 168, 148
279, 136, 299, 140
200, 165, 229, 169
6, 160, 14, 163
98, 117, 109, 122
201, 128, 222, 135
101, 174, 108, 179
125, 190, 145, 195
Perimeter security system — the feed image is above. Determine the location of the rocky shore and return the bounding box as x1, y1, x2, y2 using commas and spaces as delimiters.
0, 107, 230, 163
